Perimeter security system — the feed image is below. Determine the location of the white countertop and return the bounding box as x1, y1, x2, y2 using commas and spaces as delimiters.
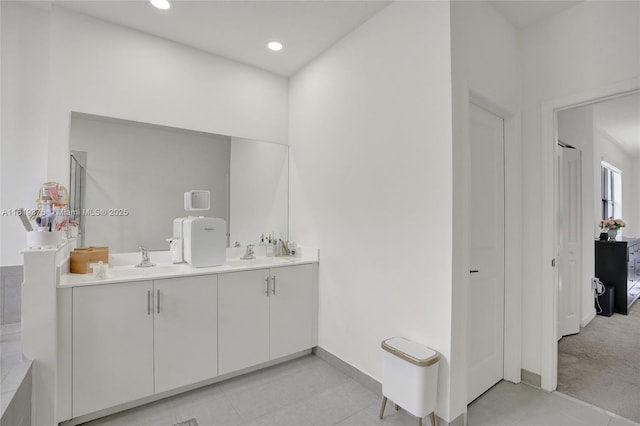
59, 247, 318, 288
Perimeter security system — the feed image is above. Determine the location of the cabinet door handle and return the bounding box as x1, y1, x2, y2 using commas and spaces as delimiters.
272, 276, 276, 295
265, 277, 270, 296
157, 289, 160, 314
147, 290, 151, 315
470, 270, 479, 274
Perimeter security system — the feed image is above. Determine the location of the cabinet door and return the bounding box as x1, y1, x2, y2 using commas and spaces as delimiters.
218, 269, 270, 374
73, 281, 154, 417
632, 245, 640, 281
269, 264, 314, 359
154, 275, 218, 393
628, 245, 635, 280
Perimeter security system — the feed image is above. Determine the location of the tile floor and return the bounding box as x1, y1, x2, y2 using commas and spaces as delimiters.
1, 323, 32, 421
80, 354, 639, 426
468, 381, 638, 426
0, 323, 23, 382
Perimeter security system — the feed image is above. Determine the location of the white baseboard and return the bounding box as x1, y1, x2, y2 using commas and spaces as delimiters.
581, 308, 597, 328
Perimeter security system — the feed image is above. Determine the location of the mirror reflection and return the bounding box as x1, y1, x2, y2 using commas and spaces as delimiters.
69, 112, 288, 253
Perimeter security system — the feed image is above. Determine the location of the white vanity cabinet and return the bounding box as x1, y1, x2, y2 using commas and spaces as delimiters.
269, 264, 315, 359
72, 275, 218, 417
72, 281, 154, 417
218, 269, 271, 374
153, 276, 218, 393
218, 264, 314, 374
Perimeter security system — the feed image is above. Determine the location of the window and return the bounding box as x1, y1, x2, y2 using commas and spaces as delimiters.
601, 161, 622, 220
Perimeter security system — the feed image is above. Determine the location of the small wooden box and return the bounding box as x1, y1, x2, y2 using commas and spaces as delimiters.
70, 247, 109, 274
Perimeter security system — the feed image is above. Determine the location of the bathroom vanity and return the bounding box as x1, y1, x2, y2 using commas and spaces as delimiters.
23, 245, 318, 426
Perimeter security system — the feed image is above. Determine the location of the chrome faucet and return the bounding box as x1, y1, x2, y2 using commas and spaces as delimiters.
135, 245, 156, 267
240, 244, 255, 260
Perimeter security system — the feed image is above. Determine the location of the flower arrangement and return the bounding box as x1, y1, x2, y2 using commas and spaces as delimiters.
599, 217, 626, 230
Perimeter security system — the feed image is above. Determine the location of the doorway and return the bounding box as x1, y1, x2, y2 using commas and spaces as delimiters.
552, 90, 640, 422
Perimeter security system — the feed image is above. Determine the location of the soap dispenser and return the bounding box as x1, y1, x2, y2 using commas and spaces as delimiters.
167, 217, 186, 263
166, 237, 183, 263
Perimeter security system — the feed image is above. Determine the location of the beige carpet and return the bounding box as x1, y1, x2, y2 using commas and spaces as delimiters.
558, 300, 640, 422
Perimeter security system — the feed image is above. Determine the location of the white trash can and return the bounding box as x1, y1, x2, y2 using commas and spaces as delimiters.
380, 337, 440, 426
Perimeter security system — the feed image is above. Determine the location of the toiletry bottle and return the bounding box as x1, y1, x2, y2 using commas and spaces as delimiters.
266, 234, 274, 257
276, 239, 283, 257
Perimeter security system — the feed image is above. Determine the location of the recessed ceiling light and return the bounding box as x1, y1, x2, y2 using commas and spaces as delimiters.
150, 0, 171, 10
267, 41, 284, 52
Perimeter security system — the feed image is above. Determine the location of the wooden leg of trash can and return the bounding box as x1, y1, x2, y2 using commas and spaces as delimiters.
418, 417, 422, 426
379, 397, 388, 419
429, 411, 436, 426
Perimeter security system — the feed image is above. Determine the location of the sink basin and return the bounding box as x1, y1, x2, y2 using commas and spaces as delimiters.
107, 264, 190, 278
226, 257, 291, 267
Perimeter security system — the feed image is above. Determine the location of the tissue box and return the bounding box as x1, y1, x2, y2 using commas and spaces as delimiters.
70, 247, 109, 274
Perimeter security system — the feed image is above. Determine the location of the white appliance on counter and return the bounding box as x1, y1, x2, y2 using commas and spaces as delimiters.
182, 216, 226, 267
168, 191, 225, 267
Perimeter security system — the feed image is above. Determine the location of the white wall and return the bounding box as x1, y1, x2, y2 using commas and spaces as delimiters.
450, 0, 522, 418
592, 103, 640, 238
289, 1, 456, 420
0, 4, 289, 266
632, 156, 640, 235
0, 0, 2, 263
556, 104, 596, 326
0, 2, 51, 266
70, 114, 230, 253
521, 0, 640, 378
595, 130, 635, 228
229, 137, 288, 247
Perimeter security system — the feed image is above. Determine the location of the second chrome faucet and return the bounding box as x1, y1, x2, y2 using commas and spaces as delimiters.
135, 245, 156, 267
240, 244, 255, 260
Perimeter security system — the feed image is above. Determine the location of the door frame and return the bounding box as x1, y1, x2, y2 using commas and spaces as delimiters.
452, 85, 522, 417
540, 78, 640, 391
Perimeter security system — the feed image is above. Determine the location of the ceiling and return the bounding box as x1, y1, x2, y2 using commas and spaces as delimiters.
593, 92, 640, 157
55, 1, 637, 144
488, 1, 583, 30
55, 0, 391, 76
53, 1, 587, 77
49, 3, 640, 159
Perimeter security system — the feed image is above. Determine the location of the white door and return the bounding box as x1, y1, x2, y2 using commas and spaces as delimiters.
154, 275, 218, 393
269, 264, 314, 359
467, 103, 505, 403
558, 146, 582, 338
218, 269, 270, 375
73, 281, 154, 417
